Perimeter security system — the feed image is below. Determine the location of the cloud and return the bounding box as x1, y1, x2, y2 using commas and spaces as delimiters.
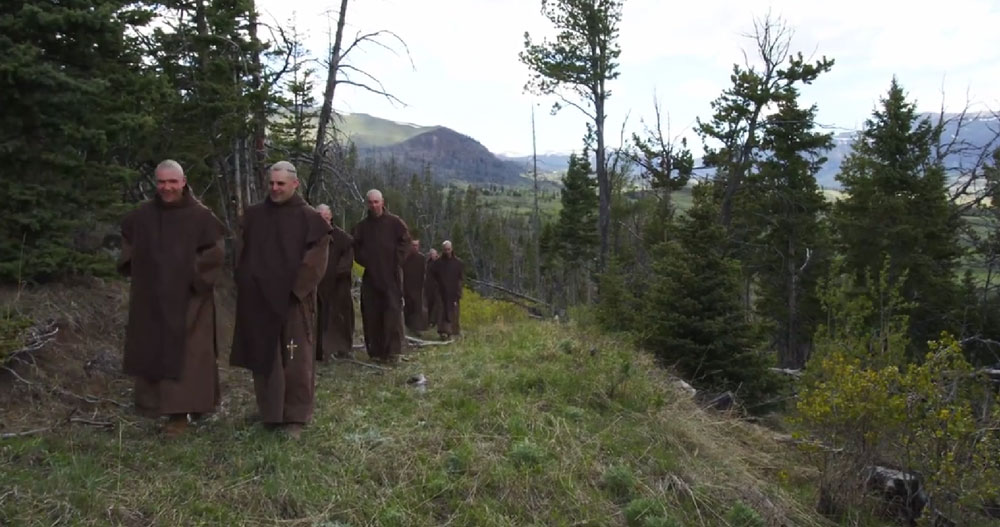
257, 0, 1000, 156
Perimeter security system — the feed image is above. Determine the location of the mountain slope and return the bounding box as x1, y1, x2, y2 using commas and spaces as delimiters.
333, 112, 438, 148
362, 127, 530, 185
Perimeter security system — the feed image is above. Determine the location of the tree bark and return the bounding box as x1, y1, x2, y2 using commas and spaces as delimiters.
308, 0, 350, 199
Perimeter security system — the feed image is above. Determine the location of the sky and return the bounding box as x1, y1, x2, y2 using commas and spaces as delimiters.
256, 0, 1000, 157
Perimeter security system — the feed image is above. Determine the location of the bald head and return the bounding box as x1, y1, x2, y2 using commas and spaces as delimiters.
428, 248, 439, 260
155, 159, 186, 203
270, 160, 298, 178
366, 188, 385, 217
316, 204, 332, 224
268, 160, 299, 203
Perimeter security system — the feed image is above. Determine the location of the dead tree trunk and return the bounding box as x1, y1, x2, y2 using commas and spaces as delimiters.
308, 0, 350, 200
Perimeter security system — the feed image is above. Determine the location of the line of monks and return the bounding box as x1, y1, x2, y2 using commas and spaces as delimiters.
118, 159, 464, 438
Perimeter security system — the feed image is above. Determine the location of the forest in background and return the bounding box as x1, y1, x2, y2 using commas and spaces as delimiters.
4, 0, 1000, 523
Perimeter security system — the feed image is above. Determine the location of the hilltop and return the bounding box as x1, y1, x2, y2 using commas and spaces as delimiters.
333, 113, 542, 187
0, 280, 830, 526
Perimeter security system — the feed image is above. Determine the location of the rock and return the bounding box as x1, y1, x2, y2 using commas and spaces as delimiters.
703, 391, 735, 411
864, 465, 927, 526
406, 374, 428, 393
671, 378, 697, 397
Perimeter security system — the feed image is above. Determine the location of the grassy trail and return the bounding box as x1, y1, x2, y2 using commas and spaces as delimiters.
1, 293, 828, 526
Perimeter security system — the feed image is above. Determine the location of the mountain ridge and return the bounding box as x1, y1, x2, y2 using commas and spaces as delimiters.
330, 112, 999, 189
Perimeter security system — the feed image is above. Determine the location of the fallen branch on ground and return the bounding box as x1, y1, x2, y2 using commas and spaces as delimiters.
2, 365, 126, 407
469, 279, 549, 306
8, 319, 59, 363
0, 427, 53, 439
69, 417, 113, 428
406, 336, 452, 347
334, 357, 390, 371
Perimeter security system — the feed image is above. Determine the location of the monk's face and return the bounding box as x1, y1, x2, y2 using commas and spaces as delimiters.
367, 194, 385, 216
155, 167, 186, 203
319, 209, 333, 225
410, 240, 420, 254
428, 250, 439, 260
269, 170, 299, 203
442, 244, 453, 257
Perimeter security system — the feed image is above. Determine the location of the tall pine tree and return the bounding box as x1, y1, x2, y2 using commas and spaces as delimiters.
832, 79, 963, 357
0, 0, 159, 281
743, 97, 833, 368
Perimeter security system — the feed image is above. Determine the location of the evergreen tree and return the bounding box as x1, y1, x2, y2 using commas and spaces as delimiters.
556, 152, 599, 264
832, 79, 963, 357
696, 15, 833, 229
149, 0, 266, 219
960, 147, 1000, 364
269, 20, 318, 173
642, 186, 777, 404
743, 97, 833, 368
0, 0, 159, 281
520, 0, 622, 271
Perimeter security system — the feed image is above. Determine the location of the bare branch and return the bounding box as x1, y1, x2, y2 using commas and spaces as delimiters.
338, 29, 415, 70
336, 79, 406, 107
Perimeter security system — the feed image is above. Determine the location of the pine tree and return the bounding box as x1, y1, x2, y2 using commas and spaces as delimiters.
520, 0, 622, 271
556, 152, 599, 263
832, 79, 963, 356
0, 0, 160, 281
269, 20, 319, 173
743, 97, 833, 368
643, 186, 777, 404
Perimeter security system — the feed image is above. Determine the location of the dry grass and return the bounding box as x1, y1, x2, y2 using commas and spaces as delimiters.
1, 282, 832, 526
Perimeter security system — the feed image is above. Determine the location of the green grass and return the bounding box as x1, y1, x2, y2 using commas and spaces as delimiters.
479, 191, 562, 219
0, 292, 830, 526
330, 113, 437, 148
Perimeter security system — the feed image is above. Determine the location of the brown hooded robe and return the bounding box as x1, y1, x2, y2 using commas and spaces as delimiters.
231, 194, 330, 424
351, 210, 411, 361
424, 257, 442, 330
431, 253, 464, 336
119, 188, 226, 417
317, 226, 355, 359
402, 249, 427, 332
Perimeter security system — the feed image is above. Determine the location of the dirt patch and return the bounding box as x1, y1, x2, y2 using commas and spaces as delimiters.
0, 276, 239, 433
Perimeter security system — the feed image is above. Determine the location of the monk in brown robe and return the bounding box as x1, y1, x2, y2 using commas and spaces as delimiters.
352, 189, 411, 363
424, 249, 442, 330
231, 161, 330, 438
118, 159, 226, 437
431, 240, 464, 339
402, 239, 427, 333
315, 204, 355, 359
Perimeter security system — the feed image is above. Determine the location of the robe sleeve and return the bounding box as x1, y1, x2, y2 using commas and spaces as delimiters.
458, 260, 464, 299
234, 214, 247, 271
192, 239, 226, 294
117, 239, 133, 277
395, 218, 412, 267
335, 232, 355, 275
118, 211, 135, 276
292, 235, 330, 302
351, 223, 367, 269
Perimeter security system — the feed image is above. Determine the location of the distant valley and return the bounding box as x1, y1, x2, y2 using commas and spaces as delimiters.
327, 112, 998, 189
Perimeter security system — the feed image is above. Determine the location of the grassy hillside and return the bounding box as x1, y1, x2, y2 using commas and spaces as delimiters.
332, 113, 438, 148
0, 284, 830, 526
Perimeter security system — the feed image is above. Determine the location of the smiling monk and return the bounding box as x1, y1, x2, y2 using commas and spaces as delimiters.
230, 160, 330, 438
119, 159, 226, 437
